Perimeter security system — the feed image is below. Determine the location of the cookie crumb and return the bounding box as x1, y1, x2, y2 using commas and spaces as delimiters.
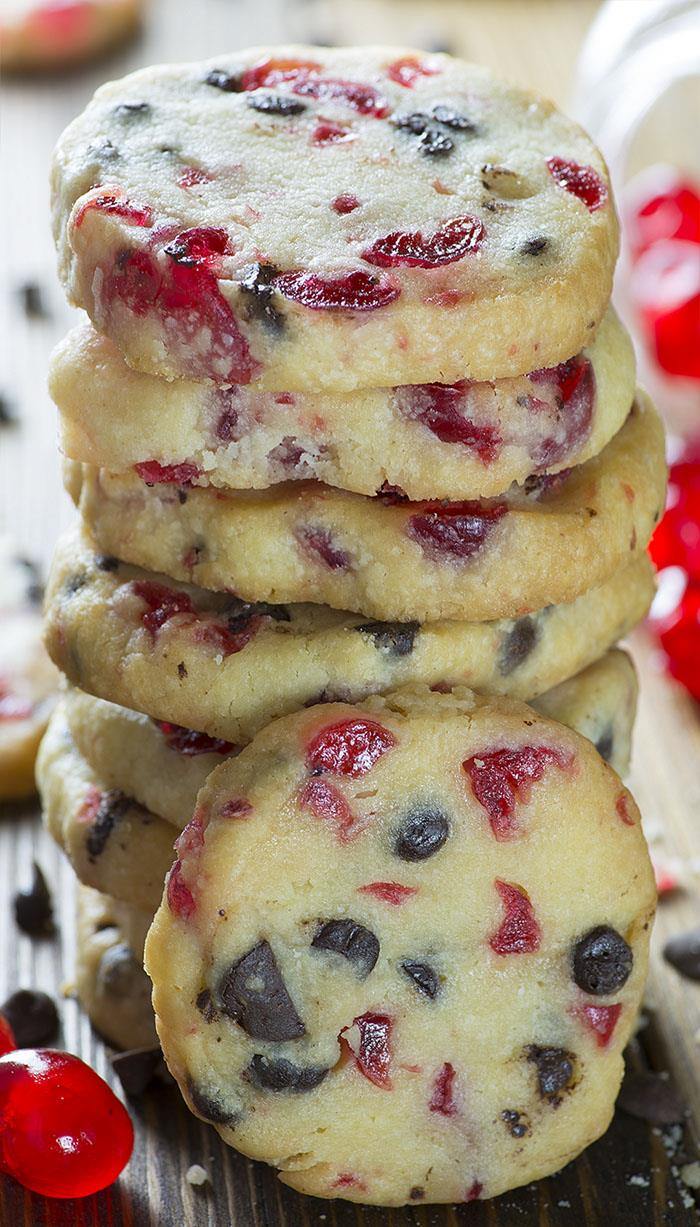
627, 1174, 650, 1188
186, 1164, 209, 1186
680, 1161, 700, 1189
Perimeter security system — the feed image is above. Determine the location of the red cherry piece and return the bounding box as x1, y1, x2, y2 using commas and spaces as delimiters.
312, 121, 355, 145
135, 460, 201, 486
332, 1172, 366, 1190
155, 720, 235, 756
174, 809, 205, 859
649, 444, 700, 577
615, 794, 635, 827
393, 382, 502, 462
241, 58, 321, 91
465, 1180, 484, 1203
164, 226, 229, 268
340, 1012, 392, 1087
0, 1016, 15, 1057
489, 880, 541, 955
332, 194, 360, 214
306, 718, 396, 777
546, 157, 608, 212
74, 191, 154, 229
429, 1062, 459, 1116
655, 580, 700, 699
0, 681, 32, 722
166, 860, 195, 920
192, 614, 264, 657
527, 355, 595, 468
575, 1002, 622, 1048
293, 75, 389, 118
106, 248, 161, 317
77, 784, 102, 825
0, 1049, 133, 1198
386, 55, 438, 88
407, 500, 507, 561
275, 269, 400, 311
220, 797, 252, 819
178, 166, 212, 189
299, 778, 361, 843
628, 174, 700, 258
357, 882, 418, 905
463, 744, 573, 840
651, 289, 700, 379
131, 579, 194, 637
653, 859, 679, 896
295, 524, 352, 570
363, 215, 485, 268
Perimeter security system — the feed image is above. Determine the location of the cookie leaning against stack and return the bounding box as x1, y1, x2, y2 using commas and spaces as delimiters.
41, 44, 664, 1206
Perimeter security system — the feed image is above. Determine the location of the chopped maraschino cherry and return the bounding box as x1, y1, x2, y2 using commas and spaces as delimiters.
357, 882, 418, 905
74, 191, 154, 229
463, 744, 573, 839
340, 1013, 392, 1087
0, 1049, 133, 1198
393, 382, 502, 462
306, 718, 396, 777
630, 241, 700, 378
574, 1003, 622, 1048
296, 525, 352, 570
331, 194, 360, 214
528, 355, 595, 468
429, 1062, 459, 1116
275, 269, 400, 311
386, 56, 438, 88
300, 778, 360, 842
649, 441, 700, 579
166, 860, 195, 920
241, 58, 321, 90
155, 721, 234, 756
546, 157, 608, 212
131, 580, 194, 636
407, 500, 507, 560
135, 460, 201, 486
363, 215, 485, 268
0, 1016, 15, 1057
626, 169, 700, 257
652, 578, 700, 701
489, 880, 541, 954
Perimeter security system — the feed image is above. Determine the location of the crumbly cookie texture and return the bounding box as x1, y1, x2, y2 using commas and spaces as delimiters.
37, 705, 175, 911
44, 523, 654, 745
64, 649, 638, 828
51, 46, 618, 391
50, 308, 635, 501
145, 686, 655, 1206
75, 884, 156, 1050
1, 0, 142, 75
67, 391, 665, 622
0, 537, 59, 800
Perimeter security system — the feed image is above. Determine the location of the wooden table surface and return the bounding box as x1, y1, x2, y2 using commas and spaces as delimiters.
1, 1, 699, 1223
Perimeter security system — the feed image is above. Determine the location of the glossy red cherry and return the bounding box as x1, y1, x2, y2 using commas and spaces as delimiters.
393, 381, 502, 462
357, 881, 418, 905
340, 1013, 392, 1087
386, 56, 438, 88
407, 500, 507, 560
131, 579, 194, 636
0, 1049, 133, 1198
429, 1062, 459, 1116
463, 744, 573, 840
626, 169, 700, 258
135, 460, 202, 486
74, 191, 153, 229
546, 157, 607, 212
652, 577, 700, 701
489, 880, 541, 955
363, 215, 485, 268
631, 240, 700, 378
649, 440, 700, 579
275, 269, 400, 311
0, 1017, 15, 1057
306, 718, 396, 777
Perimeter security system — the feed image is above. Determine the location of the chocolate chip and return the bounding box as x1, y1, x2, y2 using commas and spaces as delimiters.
409, 1186, 425, 1200
224, 596, 290, 632
392, 111, 432, 135
195, 988, 217, 1022
85, 790, 134, 861
617, 1069, 686, 1125
17, 282, 49, 320
177, 490, 188, 505
0, 394, 17, 426
113, 101, 151, 118
501, 1108, 531, 1138
521, 236, 549, 256
393, 808, 449, 861
204, 69, 243, 92
400, 959, 440, 999
247, 93, 307, 116
1, 989, 59, 1046
418, 128, 454, 157
111, 1046, 165, 1096
188, 1079, 240, 1124
664, 927, 700, 981
14, 862, 54, 936
356, 621, 419, 657
98, 943, 142, 996
217, 940, 305, 1041
595, 726, 614, 763
312, 920, 379, 979
572, 926, 633, 995
95, 554, 120, 572
247, 1055, 328, 1093
238, 262, 284, 332
498, 616, 540, 675
178, 661, 188, 679
526, 1045, 575, 1102
431, 105, 476, 132
17, 556, 43, 605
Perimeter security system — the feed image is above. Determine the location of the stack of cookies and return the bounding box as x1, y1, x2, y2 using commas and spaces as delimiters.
39, 46, 664, 1206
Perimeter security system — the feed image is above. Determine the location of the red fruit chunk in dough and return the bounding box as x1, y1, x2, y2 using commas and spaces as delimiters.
393, 382, 502, 462
166, 860, 195, 920
306, 718, 396, 777
295, 524, 352, 571
386, 56, 439, 88
528, 355, 595, 469
357, 882, 418, 905
546, 157, 608, 212
276, 269, 400, 311
407, 500, 507, 561
312, 121, 355, 146
131, 579, 194, 637
155, 721, 235, 756
135, 460, 201, 486
576, 1003, 622, 1047
332, 194, 360, 214
429, 1062, 459, 1116
300, 777, 359, 842
340, 1012, 393, 1088
241, 58, 321, 91
74, 191, 154, 229
294, 75, 389, 118
193, 614, 264, 658
363, 215, 485, 268
489, 880, 541, 954
463, 744, 573, 839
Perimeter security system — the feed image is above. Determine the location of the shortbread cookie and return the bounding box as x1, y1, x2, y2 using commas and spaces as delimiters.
76, 884, 156, 1050
0, 539, 59, 801
1, 0, 142, 75
145, 687, 655, 1206
63, 649, 639, 829
51, 46, 617, 391
51, 309, 635, 501
37, 706, 175, 911
67, 393, 665, 622
44, 524, 654, 746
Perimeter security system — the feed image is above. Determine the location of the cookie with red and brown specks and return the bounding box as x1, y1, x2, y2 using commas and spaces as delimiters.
50, 308, 634, 502
67, 391, 665, 623
145, 685, 655, 1206
51, 45, 617, 391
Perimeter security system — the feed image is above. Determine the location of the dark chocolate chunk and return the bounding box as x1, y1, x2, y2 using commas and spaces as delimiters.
85, 790, 134, 861
409, 1186, 426, 1200
111, 1046, 166, 1096
664, 927, 700, 981
356, 620, 419, 657
65, 572, 87, 595
594, 726, 614, 763
392, 111, 432, 135
238, 262, 284, 332
247, 1055, 328, 1093
521, 236, 549, 256
498, 616, 539, 675
501, 1108, 531, 1138
204, 69, 243, 93
1, 989, 59, 1047
418, 128, 454, 157
0, 394, 17, 426
196, 988, 217, 1022
526, 1045, 575, 1101
431, 105, 476, 132
311, 919, 379, 979
224, 596, 290, 632
13, 862, 54, 936
217, 940, 305, 1041
177, 661, 188, 679
177, 490, 188, 506
393, 808, 449, 861
98, 943, 142, 996
617, 1069, 686, 1125
113, 101, 151, 118
95, 554, 120, 573
247, 93, 307, 116
188, 1078, 240, 1124
17, 556, 43, 605
572, 926, 633, 995
17, 282, 49, 320
400, 959, 440, 999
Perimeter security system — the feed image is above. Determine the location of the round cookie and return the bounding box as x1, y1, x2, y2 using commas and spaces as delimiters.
37, 704, 175, 911
68, 392, 665, 622
1, 0, 142, 75
144, 686, 655, 1206
51, 45, 617, 391
75, 884, 156, 1050
63, 649, 639, 828
0, 538, 59, 801
44, 524, 654, 746
50, 309, 635, 502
